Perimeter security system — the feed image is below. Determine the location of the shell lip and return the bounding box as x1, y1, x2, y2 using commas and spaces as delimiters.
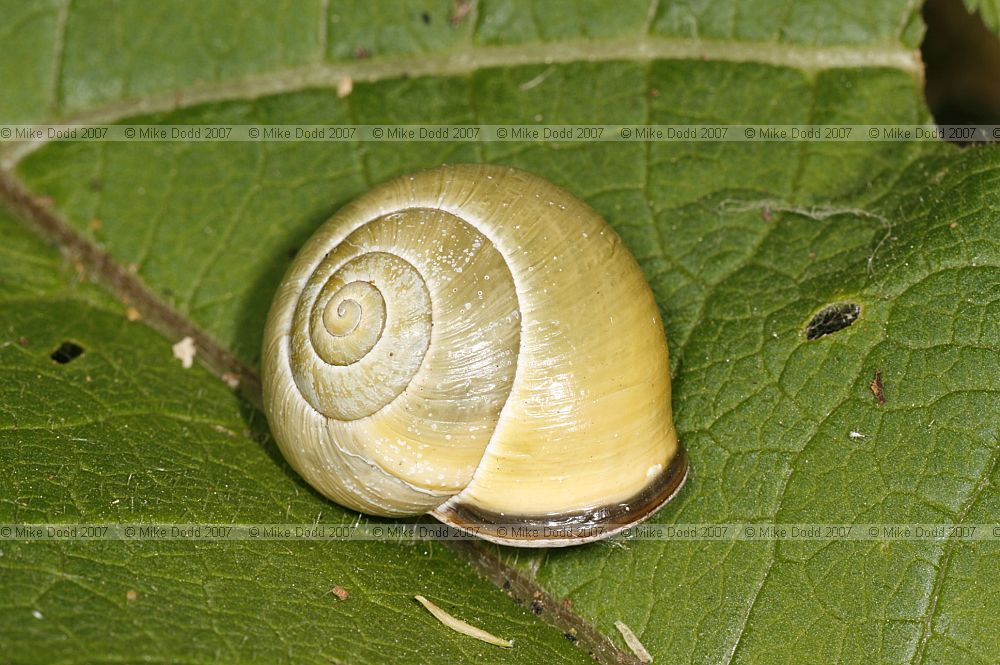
431, 444, 689, 548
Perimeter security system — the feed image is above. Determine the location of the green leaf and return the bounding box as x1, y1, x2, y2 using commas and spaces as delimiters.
966, 0, 1000, 32
2, 2, 998, 664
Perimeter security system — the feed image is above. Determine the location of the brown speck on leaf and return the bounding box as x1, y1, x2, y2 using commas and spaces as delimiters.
37, 196, 54, 208
329, 586, 349, 601
561, 598, 573, 610
869, 370, 886, 405
125, 307, 141, 322
808, 250, 817, 260
530, 599, 544, 615
761, 206, 773, 222
126, 589, 139, 602
17, 336, 28, 347
222, 372, 240, 389
353, 45, 371, 59
336, 76, 353, 98
647, 88, 660, 98
949, 221, 959, 229
89, 218, 102, 231
449, 0, 471, 25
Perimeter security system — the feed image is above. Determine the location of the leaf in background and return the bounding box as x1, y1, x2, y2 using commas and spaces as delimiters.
967, 0, 1000, 31
1, 1, 998, 664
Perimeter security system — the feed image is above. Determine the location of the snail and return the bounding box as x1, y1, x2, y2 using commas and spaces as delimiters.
262, 164, 688, 547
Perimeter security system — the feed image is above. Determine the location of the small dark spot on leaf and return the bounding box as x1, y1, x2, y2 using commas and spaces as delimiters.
449, 0, 471, 25
870, 370, 887, 405
805, 302, 860, 340
501, 579, 511, 592
51, 341, 84, 364
89, 178, 104, 192
287, 247, 299, 258
421, 11, 431, 24
353, 46, 371, 59
18, 336, 29, 347
564, 632, 578, 643
530, 600, 543, 615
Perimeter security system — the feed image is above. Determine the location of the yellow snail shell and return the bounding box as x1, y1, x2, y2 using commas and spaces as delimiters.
262, 164, 687, 546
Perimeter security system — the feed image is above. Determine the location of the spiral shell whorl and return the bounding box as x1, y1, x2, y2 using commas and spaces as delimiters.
265, 200, 521, 516
291, 249, 432, 420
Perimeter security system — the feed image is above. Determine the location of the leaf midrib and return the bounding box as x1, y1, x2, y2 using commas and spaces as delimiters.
1, 34, 922, 170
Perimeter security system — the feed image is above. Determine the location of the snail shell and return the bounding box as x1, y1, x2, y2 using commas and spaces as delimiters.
262, 164, 687, 546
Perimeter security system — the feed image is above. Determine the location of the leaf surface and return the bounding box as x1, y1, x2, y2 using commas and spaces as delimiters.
1, 2, 998, 663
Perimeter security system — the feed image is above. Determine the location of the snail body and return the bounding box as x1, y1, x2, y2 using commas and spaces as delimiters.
262, 164, 687, 546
